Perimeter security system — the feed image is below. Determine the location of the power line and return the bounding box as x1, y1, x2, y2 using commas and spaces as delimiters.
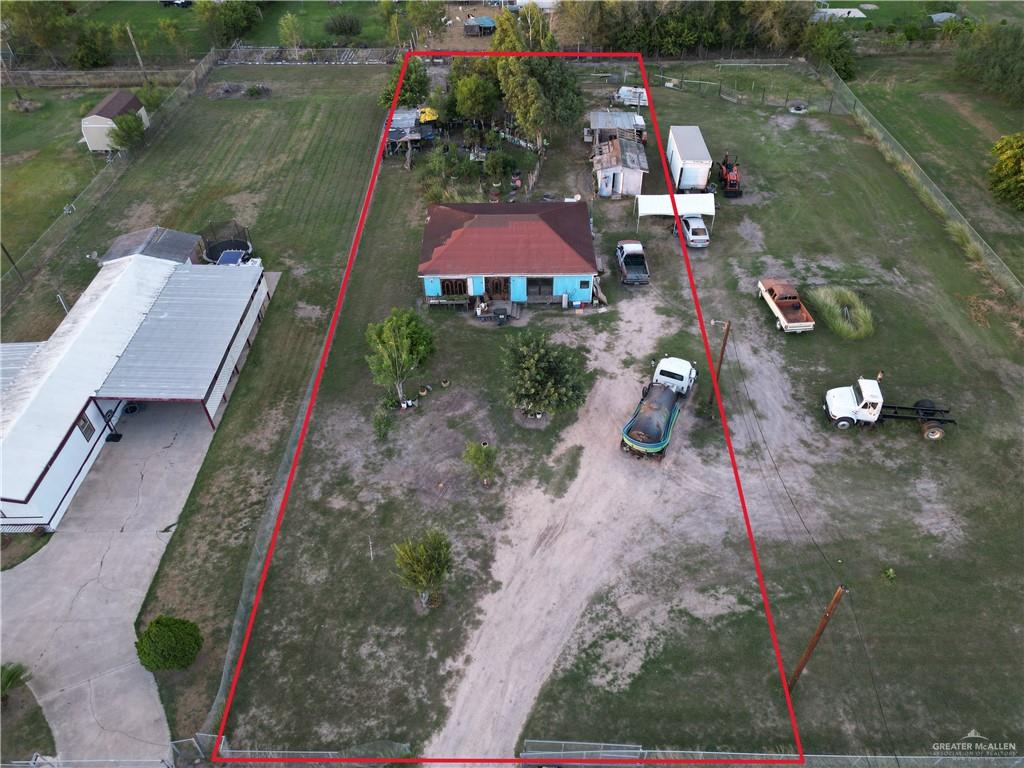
726, 331, 902, 766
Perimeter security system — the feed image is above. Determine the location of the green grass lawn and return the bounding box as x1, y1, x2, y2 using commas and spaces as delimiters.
851, 54, 1024, 280
223, 154, 599, 751
1, 87, 106, 261
0, 685, 56, 762
523, 79, 1022, 755
72, 1, 211, 59
2, 64, 391, 737
240, 1, 393, 48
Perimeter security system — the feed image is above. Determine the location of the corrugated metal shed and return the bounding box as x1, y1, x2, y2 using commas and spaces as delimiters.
0, 343, 42, 395
101, 226, 204, 264
589, 110, 645, 132
593, 137, 649, 172
96, 263, 263, 401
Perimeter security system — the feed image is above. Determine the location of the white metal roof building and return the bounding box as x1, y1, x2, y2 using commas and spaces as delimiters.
1, 250, 270, 532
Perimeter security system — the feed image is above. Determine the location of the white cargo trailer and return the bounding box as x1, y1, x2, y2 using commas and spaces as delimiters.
666, 125, 713, 192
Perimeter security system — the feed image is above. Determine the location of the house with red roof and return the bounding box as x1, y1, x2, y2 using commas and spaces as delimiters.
418, 202, 598, 308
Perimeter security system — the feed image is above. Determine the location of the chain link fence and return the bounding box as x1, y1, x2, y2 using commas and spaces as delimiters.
520, 740, 1024, 766
0, 48, 217, 311
217, 46, 401, 66
814, 61, 1023, 302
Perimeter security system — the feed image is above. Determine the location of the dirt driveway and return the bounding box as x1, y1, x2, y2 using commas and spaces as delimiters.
424, 287, 789, 758
0, 404, 213, 760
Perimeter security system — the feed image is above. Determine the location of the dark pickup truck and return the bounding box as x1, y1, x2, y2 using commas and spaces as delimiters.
616, 240, 650, 285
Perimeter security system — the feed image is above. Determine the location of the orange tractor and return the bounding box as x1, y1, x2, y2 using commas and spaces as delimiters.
718, 151, 743, 198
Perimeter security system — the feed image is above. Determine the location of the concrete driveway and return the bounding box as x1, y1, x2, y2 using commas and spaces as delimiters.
1, 403, 213, 761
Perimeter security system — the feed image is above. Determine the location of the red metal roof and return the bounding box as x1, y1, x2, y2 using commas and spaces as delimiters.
418, 202, 597, 277
86, 90, 144, 120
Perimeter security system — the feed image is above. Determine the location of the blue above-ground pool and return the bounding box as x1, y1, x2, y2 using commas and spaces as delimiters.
621, 384, 682, 457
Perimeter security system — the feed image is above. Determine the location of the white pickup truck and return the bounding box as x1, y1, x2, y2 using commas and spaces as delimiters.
757, 279, 815, 333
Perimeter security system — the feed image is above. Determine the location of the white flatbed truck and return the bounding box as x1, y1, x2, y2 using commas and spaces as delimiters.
823, 378, 956, 440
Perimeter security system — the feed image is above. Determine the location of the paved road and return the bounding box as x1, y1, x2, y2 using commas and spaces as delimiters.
1, 404, 213, 761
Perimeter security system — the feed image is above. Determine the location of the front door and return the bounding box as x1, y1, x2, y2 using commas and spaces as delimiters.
486, 277, 509, 300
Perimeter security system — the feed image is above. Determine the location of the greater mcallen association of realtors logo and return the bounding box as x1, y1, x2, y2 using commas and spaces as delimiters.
933, 729, 1017, 756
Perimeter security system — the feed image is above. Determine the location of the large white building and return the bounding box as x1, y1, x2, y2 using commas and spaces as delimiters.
0, 239, 270, 532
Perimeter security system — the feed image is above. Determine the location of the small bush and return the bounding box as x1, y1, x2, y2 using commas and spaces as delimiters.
886, 24, 898, 33
135, 615, 203, 671
325, 13, 361, 37
808, 286, 874, 340
864, 21, 874, 32
109, 113, 145, 150
372, 407, 393, 441
463, 442, 497, 484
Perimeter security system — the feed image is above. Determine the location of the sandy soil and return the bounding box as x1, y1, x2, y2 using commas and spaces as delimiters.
424, 291, 755, 758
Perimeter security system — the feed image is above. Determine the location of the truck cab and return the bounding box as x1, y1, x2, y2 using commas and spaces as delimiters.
824, 378, 883, 428
616, 240, 650, 285
652, 357, 698, 396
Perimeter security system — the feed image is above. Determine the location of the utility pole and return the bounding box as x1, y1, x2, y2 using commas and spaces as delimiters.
126, 24, 149, 84
707, 319, 732, 407
2, 243, 25, 284
788, 584, 848, 692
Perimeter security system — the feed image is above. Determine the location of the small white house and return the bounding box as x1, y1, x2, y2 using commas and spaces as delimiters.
81, 90, 150, 152
0, 236, 270, 532
593, 136, 648, 198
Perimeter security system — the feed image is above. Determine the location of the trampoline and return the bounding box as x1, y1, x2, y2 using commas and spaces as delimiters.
201, 220, 254, 264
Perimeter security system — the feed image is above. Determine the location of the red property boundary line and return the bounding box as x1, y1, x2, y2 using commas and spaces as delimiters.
212, 49, 804, 766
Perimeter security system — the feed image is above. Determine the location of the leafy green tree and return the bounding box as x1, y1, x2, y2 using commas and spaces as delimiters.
955, 23, 1024, 105
1, 662, 31, 705
502, 330, 587, 416
1, 1, 67, 67
379, 56, 430, 108
989, 132, 1024, 211
801, 21, 856, 79
158, 17, 186, 58
393, 530, 453, 608
70, 21, 114, 69
278, 11, 302, 59
454, 73, 499, 127
136, 82, 166, 112
365, 308, 434, 403
406, 0, 445, 47
109, 113, 146, 151
378, 0, 400, 44
135, 616, 203, 671
196, 0, 261, 46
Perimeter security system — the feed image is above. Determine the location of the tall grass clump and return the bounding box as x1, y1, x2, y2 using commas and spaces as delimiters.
809, 286, 874, 339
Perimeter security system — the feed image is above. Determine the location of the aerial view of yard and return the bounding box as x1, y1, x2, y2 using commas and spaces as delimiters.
852, 54, 1024, 280
1, 1, 1021, 765
218, 56, 1022, 758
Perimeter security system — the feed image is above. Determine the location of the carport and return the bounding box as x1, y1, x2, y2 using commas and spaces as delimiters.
634, 193, 717, 234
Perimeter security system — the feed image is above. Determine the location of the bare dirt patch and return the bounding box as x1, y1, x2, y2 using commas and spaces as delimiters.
118, 200, 171, 233
934, 92, 1002, 142
223, 190, 267, 228
1, 149, 40, 167
736, 216, 766, 252
293, 301, 326, 321
425, 290, 762, 757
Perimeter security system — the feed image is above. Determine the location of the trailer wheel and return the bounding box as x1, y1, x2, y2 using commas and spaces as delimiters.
776, 320, 782, 330
834, 417, 855, 430
921, 421, 945, 441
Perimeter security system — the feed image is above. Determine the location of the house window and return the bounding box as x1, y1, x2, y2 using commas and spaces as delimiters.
579, 280, 591, 290
77, 413, 96, 441
527, 277, 553, 296
441, 279, 466, 297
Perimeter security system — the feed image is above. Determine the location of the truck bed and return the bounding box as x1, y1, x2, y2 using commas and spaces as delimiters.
758, 279, 815, 332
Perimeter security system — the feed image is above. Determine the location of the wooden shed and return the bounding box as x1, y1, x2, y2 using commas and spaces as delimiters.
81, 90, 150, 152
